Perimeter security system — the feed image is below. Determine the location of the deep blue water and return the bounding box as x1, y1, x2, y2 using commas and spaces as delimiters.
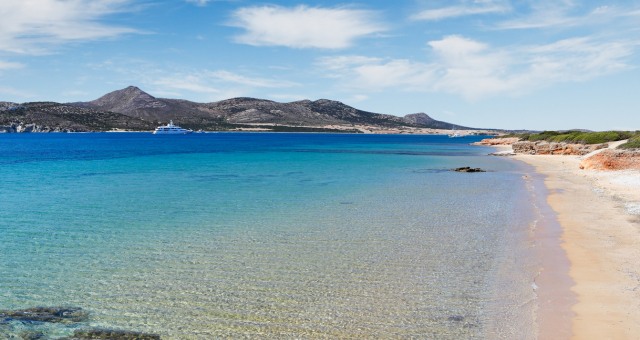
0, 133, 538, 339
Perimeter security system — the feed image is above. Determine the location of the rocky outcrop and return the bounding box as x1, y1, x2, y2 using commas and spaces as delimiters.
63, 329, 161, 339
0, 307, 89, 323
454, 167, 486, 173
0, 122, 76, 133
512, 141, 607, 155
1, 306, 161, 339
580, 149, 640, 170
473, 137, 520, 146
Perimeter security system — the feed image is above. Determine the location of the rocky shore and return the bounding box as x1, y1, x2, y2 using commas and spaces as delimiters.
0, 122, 77, 133
475, 137, 640, 170
511, 141, 607, 155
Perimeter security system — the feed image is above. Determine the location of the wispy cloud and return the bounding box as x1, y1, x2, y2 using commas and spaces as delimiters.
0, 60, 24, 70
86, 57, 299, 101
318, 35, 636, 99
185, 0, 234, 6
317, 56, 437, 91
151, 70, 298, 98
411, 0, 509, 21
495, 2, 640, 29
0, 86, 34, 100
0, 0, 139, 54
208, 70, 300, 88
185, 0, 210, 6
152, 75, 222, 95
229, 5, 386, 49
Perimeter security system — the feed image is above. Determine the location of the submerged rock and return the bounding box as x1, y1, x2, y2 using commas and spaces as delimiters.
64, 329, 161, 339
453, 167, 486, 173
448, 315, 465, 322
0, 307, 88, 323
19, 331, 47, 340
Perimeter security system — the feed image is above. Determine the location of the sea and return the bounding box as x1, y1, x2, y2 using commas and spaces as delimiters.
0, 133, 542, 339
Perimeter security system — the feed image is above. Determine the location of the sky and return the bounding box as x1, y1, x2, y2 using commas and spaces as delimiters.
0, 0, 639, 131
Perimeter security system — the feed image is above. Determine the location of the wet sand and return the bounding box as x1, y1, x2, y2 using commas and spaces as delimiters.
515, 154, 640, 339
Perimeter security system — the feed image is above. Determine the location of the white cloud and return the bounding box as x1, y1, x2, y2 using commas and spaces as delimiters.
185, 0, 210, 6
318, 35, 636, 99
0, 60, 24, 70
411, 1, 509, 21
317, 55, 383, 71
0, 86, 34, 99
153, 75, 221, 95
207, 70, 299, 88
147, 69, 299, 102
230, 5, 386, 49
495, 2, 640, 29
0, 0, 139, 54
185, 0, 234, 6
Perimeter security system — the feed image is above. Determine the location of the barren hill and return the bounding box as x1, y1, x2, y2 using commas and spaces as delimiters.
2, 86, 485, 133
74, 86, 473, 131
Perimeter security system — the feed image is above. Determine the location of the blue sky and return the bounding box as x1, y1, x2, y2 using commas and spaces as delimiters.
1, 0, 639, 130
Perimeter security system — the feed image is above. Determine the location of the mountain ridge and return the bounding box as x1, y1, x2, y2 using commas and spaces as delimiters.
2, 86, 486, 133
75, 86, 474, 131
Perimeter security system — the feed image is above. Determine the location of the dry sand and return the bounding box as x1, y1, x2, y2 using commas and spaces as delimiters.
514, 153, 640, 339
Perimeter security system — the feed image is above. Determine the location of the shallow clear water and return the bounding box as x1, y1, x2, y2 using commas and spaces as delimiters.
0, 133, 536, 339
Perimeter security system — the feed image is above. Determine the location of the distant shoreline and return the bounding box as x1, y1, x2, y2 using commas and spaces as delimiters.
1, 125, 501, 135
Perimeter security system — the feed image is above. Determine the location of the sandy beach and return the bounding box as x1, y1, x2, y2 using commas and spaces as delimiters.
513, 151, 640, 339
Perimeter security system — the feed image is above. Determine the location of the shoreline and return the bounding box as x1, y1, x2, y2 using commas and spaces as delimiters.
511, 152, 640, 338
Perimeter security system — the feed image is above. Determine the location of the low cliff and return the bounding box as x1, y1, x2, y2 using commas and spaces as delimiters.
512, 141, 607, 155
580, 149, 640, 170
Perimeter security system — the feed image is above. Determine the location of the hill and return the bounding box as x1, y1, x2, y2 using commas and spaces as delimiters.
0, 101, 154, 132
2, 86, 485, 133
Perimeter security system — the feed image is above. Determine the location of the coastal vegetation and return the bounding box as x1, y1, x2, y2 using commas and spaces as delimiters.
619, 135, 640, 149
504, 130, 640, 149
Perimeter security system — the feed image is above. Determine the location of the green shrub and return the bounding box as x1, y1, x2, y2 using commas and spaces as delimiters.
618, 136, 640, 149
527, 131, 562, 141
523, 130, 633, 144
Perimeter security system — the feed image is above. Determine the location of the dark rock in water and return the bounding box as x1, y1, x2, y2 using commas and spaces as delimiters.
448, 315, 465, 322
65, 329, 161, 339
19, 331, 47, 340
0, 307, 88, 323
453, 167, 486, 173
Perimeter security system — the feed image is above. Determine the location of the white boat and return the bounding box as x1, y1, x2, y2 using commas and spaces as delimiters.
153, 120, 192, 134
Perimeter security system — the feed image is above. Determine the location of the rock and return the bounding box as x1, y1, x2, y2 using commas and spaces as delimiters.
0, 125, 17, 133
448, 315, 465, 322
580, 149, 640, 170
0, 307, 89, 323
19, 331, 47, 340
454, 167, 486, 173
64, 329, 161, 340
512, 141, 607, 155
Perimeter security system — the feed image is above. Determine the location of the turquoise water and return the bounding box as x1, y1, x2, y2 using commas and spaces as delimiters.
0, 133, 537, 339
